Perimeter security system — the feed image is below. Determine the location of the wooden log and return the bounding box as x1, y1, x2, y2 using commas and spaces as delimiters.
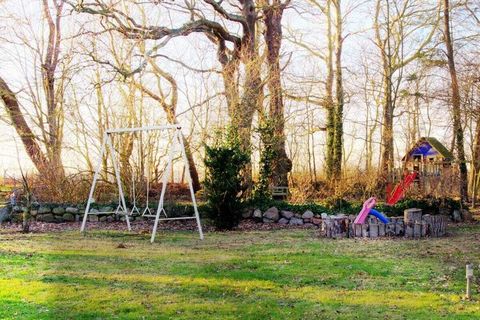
405, 222, 414, 238
404, 208, 422, 224
395, 221, 405, 236
413, 222, 422, 238
321, 218, 350, 238
423, 214, 432, 236
361, 224, 368, 237
369, 223, 379, 238
378, 223, 386, 237
404, 209, 421, 238
421, 221, 427, 237
348, 222, 354, 238
354, 224, 362, 238
386, 223, 395, 236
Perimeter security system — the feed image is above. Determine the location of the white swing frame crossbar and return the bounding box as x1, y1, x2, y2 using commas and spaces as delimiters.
80, 125, 204, 243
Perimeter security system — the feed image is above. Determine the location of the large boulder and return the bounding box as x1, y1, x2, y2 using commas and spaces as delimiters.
52, 207, 65, 215
302, 210, 314, 219
263, 207, 279, 222
65, 207, 79, 214
100, 206, 113, 213
63, 213, 75, 222
280, 210, 294, 219
0, 207, 11, 223
252, 209, 263, 220
278, 218, 289, 225
263, 218, 274, 224
38, 206, 51, 214
289, 217, 304, 225
39, 213, 55, 223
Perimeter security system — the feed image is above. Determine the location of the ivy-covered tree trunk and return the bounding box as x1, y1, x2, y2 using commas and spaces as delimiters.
263, 0, 292, 187
443, 0, 468, 201
332, 0, 344, 180
324, 0, 335, 180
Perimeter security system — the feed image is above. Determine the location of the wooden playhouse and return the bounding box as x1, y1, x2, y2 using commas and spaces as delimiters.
400, 137, 458, 196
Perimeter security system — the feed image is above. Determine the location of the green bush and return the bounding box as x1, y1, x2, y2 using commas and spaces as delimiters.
252, 118, 276, 201
203, 130, 249, 230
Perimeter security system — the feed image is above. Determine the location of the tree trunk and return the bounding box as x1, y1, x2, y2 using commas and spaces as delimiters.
471, 120, 480, 206
263, 0, 292, 187
443, 0, 468, 201
324, 0, 335, 179
0, 76, 49, 174
233, 0, 262, 188
332, 0, 344, 180
42, 0, 65, 182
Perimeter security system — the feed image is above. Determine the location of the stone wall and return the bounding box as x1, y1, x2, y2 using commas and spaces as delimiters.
5, 205, 140, 223
1, 205, 452, 237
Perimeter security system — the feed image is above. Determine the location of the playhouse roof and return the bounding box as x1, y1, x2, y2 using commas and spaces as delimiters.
403, 137, 454, 161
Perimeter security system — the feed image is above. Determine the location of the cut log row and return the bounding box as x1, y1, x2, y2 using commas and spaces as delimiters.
320, 209, 447, 239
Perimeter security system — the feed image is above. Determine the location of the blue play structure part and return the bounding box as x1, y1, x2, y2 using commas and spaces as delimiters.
369, 208, 390, 224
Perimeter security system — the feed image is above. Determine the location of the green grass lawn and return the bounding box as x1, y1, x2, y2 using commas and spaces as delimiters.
1, 225, 480, 319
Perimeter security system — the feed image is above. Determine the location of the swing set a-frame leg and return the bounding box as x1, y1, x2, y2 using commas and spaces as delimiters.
81, 133, 131, 233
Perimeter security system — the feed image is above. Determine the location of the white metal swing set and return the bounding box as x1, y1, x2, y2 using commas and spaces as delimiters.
80, 125, 204, 243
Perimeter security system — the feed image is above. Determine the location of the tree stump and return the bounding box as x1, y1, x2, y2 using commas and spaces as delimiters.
404, 209, 422, 238
386, 222, 395, 236
378, 223, 386, 237
369, 223, 379, 238
404, 208, 422, 223
361, 224, 369, 237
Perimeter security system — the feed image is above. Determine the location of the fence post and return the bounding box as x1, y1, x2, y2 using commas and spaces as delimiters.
466, 263, 473, 299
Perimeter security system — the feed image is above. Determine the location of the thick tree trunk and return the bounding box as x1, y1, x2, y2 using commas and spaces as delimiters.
0, 76, 49, 173
471, 121, 480, 206
231, 0, 262, 188
263, 0, 292, 187
42, 0, 65, 181
443, 0, 468, 201
332, 0, 344, 180
324, 0, 335, 180
380, 74, 394, 176
376, 0, 394, 186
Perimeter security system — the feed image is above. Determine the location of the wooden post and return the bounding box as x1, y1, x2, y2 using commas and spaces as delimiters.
354, 224, 362, 238
413, 222, 422, 238
404, 208, 422, 223
395, 220, 404, 236
361, 224, 368, 237
370, 223, 379, 238
386, 222, 395, 236
378, 223, 386, 237
404, 209, 422, 238
466, 263, 473, 299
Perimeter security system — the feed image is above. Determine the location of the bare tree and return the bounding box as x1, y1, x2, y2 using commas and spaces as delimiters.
1, 0, 67, 184
442, 0, 468, 201
374, 0, 439, 182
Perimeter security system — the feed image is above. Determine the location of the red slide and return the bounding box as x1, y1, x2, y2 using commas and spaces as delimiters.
386, 172, 417, 206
